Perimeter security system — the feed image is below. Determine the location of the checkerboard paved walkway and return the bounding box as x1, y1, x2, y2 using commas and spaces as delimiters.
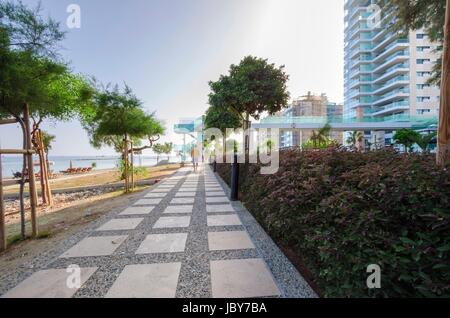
1, 164, 315, 298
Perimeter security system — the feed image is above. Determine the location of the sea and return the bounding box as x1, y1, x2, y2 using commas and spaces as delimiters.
0, 155, 178, 178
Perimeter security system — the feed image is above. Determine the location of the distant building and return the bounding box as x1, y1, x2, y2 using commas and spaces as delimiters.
279, 92, 343, 148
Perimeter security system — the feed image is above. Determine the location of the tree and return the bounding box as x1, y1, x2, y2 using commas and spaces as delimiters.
393, 129, 421, 153
310, 124, 332, 149
1, 1, 94, 207
413, 132, 437, 153
82, 85, 164, 192
346, 131, 364, 150
208, 56, 289, 159
153, 144, 165, 164
204, 105, 241, 161
163, 142, 173, 161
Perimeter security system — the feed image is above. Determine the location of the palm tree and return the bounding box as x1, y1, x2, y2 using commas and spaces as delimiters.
311, 123, 332, 148
346, 131, 364, 149
413, 132, 437, 153
40, 131, 55, 170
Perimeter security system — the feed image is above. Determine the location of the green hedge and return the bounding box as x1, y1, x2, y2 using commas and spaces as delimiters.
216, 148, 450, 297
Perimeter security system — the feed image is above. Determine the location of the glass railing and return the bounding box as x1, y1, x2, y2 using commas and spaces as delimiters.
259, 115, 437, 125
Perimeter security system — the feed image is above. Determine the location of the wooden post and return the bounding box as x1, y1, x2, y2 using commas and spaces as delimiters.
23, 104, 38, 237
0, 154, 6, 252
38, 130, 52, 206
437, 0, 450, 166
123, 137, 129, 193
130, 142, 135, 190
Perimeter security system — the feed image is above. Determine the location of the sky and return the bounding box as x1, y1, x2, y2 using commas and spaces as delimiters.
0, 0, 345, 156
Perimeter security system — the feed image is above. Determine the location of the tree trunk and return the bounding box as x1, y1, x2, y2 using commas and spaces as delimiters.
437, 0, 450, 166
23, 104, 38, 237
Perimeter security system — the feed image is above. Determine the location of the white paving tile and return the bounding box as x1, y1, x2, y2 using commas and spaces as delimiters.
119, 206, 155, 216
205, 191, 226, 197
210, 259, 280, 298
136, 233, 188, 254
144, 193, 167, 198
153, 216, 191, 228
206, 197, 229, 203
163, 205, 193, 214
205, 188, 223, 192
207, 215, 242, 226
208, 231, 255, 250
105, 263, 181, 298
134, 198, 162, 205
175, 192, 196, 197
96, 218, 143, 231
2, 267, 98, 298
151, 189, 171, 193
60, 235, 128, 258
206, 204, 235, 213
170, 198, 195, 204
178, 188, 197, 192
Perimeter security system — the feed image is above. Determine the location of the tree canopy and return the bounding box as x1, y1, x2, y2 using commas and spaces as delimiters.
204, 105, 242, 133
208, 56, 290, 121
81, 85, 164, 153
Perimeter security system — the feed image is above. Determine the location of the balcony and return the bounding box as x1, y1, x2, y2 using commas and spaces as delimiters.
372, 51, 410, 74
373, 88, 410, 106
371, 76, 410, 95
369, 101, 410, 116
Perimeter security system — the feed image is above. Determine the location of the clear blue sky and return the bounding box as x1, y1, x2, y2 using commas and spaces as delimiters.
0, 0, 345, 156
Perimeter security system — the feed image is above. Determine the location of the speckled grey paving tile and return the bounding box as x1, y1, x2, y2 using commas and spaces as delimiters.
96, 218, 143, 231
59, 235, 128, 258
207, 215, 242, 227
170, 198, 195, 204
208, 231, 255, 251
120, 206, 155, 216
163, 205, 193, 214
210, 259, 280, 298
2, 267, 98, 298
206, 204, 235, 213
105, 263, 181, 298
136, 233, 188, 254
153, 216, 191, 228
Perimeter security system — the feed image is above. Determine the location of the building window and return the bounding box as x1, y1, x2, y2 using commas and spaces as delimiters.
417, 84, 431, 89
417, 109, 431, 115
417, 71, 431, 77
416, 33, 425, 39
417, 46, 431, 52
417, 59, 430, 64
417, 96, 431, 102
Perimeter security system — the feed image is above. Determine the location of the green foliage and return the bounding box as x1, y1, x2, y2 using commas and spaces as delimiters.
208, 56, 290, 121
346, 131, 364, 148
377, 0, 446, 84
303, 124, 335, 149
0, 1, 92, 122
81, 84, 164, 152
413, 132, 437, 152
40, 130, 55, 153
204, 105, 242, 132
217, 148, 450, 297
394, 129, 421, 152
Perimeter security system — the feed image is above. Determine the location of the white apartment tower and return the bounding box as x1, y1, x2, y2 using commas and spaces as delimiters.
344, 0, 440, 144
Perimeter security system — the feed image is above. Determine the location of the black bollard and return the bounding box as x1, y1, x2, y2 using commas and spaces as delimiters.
213, 160, 217, 172
230, 154, 239, 201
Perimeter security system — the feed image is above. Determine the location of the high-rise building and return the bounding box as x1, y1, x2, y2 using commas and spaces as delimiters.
279, 92, 343, 148
344, 0, 440, 145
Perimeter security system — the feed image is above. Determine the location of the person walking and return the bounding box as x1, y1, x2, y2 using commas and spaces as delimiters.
191, 146, 199, 173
